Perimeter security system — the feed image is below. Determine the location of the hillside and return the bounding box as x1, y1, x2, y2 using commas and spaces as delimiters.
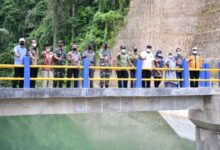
113, 0, 220, 67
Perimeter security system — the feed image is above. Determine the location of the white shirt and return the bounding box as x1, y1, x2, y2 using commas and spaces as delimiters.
140, 51, 154, 68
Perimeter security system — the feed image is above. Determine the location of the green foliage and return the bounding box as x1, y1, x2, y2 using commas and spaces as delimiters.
0, 0, 130, 87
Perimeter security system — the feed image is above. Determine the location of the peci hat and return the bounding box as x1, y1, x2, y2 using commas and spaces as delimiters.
146, 45, 152, 49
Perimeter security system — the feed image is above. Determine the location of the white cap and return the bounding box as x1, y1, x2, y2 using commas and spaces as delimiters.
19, 38, 25, 42
192, 47, 198, 50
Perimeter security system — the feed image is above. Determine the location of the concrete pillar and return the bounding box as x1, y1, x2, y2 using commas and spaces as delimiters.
195, 126, 220, 150
189, 95, 220, 150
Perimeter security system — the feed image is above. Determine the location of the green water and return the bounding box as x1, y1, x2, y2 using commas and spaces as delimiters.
0, 112, 195, 150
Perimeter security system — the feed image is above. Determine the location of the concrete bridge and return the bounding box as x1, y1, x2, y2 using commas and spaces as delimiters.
0, 88, 220, 150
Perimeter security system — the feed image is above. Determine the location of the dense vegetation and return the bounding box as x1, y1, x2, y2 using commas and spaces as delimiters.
0, 0, 130, 86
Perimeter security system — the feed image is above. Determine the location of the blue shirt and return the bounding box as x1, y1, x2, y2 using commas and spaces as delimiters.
13, 45, 27, 65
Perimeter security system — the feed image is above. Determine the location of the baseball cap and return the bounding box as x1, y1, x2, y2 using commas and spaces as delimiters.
19, 38, 25, 42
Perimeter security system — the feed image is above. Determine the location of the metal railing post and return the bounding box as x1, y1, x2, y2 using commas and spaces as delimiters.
82, 58, 90, 88
24, 56, 30, 88
205, 63, 211, 87
182, 60, 189, 87
135, 59, 142, 88
218, 62, 220, 87
199, 63, 206, 87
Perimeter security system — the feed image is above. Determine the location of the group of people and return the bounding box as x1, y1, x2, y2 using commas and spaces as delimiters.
115, 45, 202, 88
12, 38, 203, 88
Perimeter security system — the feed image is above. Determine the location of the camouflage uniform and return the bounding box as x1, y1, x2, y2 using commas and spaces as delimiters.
53, 48, 66, 88
116, 53, 132, 88
99, 49, 112, 88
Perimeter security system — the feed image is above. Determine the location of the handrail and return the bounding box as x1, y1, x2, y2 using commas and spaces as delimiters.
0, 57, 220, 88
1, 64, 219, 72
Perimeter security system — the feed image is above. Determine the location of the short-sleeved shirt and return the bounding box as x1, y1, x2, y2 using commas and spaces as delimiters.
67, 51, 81, 66
13, 45, 27, 65
130, 52, 140, 66
117, 53, 131, 67
82, 50, 96, 66
99, 49, 111, 66
53, 48, 66, 65
140, 51, 154, 68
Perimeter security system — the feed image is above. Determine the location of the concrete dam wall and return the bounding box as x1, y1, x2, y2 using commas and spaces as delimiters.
113, 0, 220, 66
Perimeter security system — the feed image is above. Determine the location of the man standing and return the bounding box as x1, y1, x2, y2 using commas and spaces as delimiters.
175, 48, 185, 87
99, 43, 112, 88
53, 40, 66, 88
66, 43, 81, 88
129, 45, 140, 88
12, 38, 27, 88
42, 45, 54, 88
188, 47, 202, 88
116, 46, 132, 88
82, 44, 96, 88
140, 45, 154, 88
28, 39, 39, 88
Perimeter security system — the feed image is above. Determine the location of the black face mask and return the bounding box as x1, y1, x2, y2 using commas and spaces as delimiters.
20, 42, 25, 46
72, 48, 77, 51
134, 49, 138, 52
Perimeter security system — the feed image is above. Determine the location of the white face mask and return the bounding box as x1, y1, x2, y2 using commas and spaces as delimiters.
192, 51, 197, 54
32, 43, 37, 47
169, 55, 173, 58
158, 54, 162, 57
46, 48, 50, 52
121, 49, 126, 54
147, 49, 151, 53
177, 52, 181, 55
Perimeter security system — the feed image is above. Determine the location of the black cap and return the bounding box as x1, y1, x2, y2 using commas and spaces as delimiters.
120, 45, 126, 50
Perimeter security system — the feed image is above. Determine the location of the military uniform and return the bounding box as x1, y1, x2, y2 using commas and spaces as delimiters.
116, 53, 132, 88
53, 48, 66, 88
99, 49, 112, 88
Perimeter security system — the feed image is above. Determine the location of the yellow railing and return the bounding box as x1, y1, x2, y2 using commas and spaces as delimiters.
0, 64, 219, 83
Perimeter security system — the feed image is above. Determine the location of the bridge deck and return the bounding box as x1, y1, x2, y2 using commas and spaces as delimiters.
0, 88, 217, 116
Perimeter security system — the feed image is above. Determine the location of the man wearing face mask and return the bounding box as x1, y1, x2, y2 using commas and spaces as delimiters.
12, 38, 27, 88
116, 46, 132, 88
66, 43, 81, 88
140, 45, 154, 88
53, 40, 66, 88
28, 39, 39, 88
99, 43, 112, 88
188, 47, 202, 87
129, 45, 140, 88
82, 44, 96, 88
175, 48, 185, 87
42, 45, 54, 88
